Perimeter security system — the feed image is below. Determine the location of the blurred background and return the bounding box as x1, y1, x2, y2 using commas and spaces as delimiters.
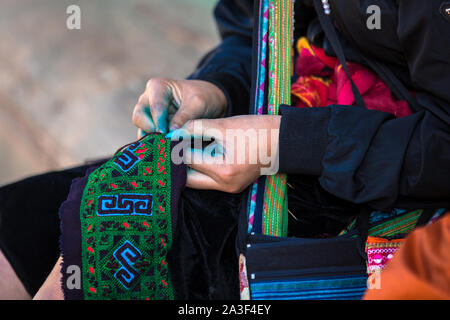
0, 0, 218, 186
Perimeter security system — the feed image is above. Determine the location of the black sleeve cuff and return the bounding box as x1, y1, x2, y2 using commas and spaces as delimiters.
188, 72, 251, 117
278, 105, 331, 175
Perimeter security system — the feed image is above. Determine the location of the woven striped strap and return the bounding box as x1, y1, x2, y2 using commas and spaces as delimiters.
262, 0, 294, 236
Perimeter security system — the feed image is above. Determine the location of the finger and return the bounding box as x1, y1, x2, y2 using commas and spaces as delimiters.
169, 109, 194, 131
147, 80, 171, 133
184, 147, 225, 181
167, 118, 220, 144
137, 128, 146, 139
182, 118, 224, 141
133, 102, 156, 133
186, 168, 222, 190
173, 119, 226, 176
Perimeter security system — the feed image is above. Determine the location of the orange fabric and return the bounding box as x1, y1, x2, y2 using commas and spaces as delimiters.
366, 236, 404, 245
364, 213, 450, 300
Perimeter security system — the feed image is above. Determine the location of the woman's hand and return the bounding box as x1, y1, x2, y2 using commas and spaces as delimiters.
171, 115, 281, 193
132, 78, 228, 137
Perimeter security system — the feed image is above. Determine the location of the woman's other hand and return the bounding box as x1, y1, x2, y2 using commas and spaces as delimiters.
170, 115, 281, 193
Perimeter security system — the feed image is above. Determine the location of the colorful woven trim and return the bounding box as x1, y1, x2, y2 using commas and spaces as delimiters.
261, 0, 294, 237
61, 133, 183, 300
247, 0, 270, 234
338, 208, 446, 239
250, 274, 368, 300
365, 236, 403, 276
368, 209, 422, 237
254, 0, 270, 117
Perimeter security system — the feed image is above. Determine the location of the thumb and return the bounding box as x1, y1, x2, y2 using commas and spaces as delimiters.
166, 118, 216, 147
169, 109, 195, 132
186, 168, 221, 190
147, 79, 172, 133
181, 119, 224, 144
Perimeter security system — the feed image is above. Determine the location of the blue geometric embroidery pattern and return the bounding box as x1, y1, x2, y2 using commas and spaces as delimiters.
79, 133, 174, 300
113, 141, 142, 172
113, 241, 143, 290
97, 194, 153, 216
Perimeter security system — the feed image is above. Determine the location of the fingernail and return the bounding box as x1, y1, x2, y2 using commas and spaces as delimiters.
157, 111, 168, 134
170, 124, 179, 131
165, 131, 173, 139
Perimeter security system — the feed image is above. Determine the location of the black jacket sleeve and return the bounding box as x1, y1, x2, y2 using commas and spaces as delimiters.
279, 0, 450, 209
188, 0, 254, 116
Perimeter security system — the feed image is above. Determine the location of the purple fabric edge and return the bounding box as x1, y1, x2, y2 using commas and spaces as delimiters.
169, 140, 187, 238
59, 165, 99, 300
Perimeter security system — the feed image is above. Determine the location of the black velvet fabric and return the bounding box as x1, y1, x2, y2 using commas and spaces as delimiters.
168, 188, 244, 300
286, 174, 360, 239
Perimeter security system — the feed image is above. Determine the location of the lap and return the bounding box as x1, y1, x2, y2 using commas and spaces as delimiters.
0, 163, 244, 299
0, 164, 95, 296
0, 165, 356, 299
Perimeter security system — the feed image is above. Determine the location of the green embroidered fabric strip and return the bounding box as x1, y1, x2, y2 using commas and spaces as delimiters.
262, 0, 293, 237
79, 133, 174, 299
339, 209, 425, 239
